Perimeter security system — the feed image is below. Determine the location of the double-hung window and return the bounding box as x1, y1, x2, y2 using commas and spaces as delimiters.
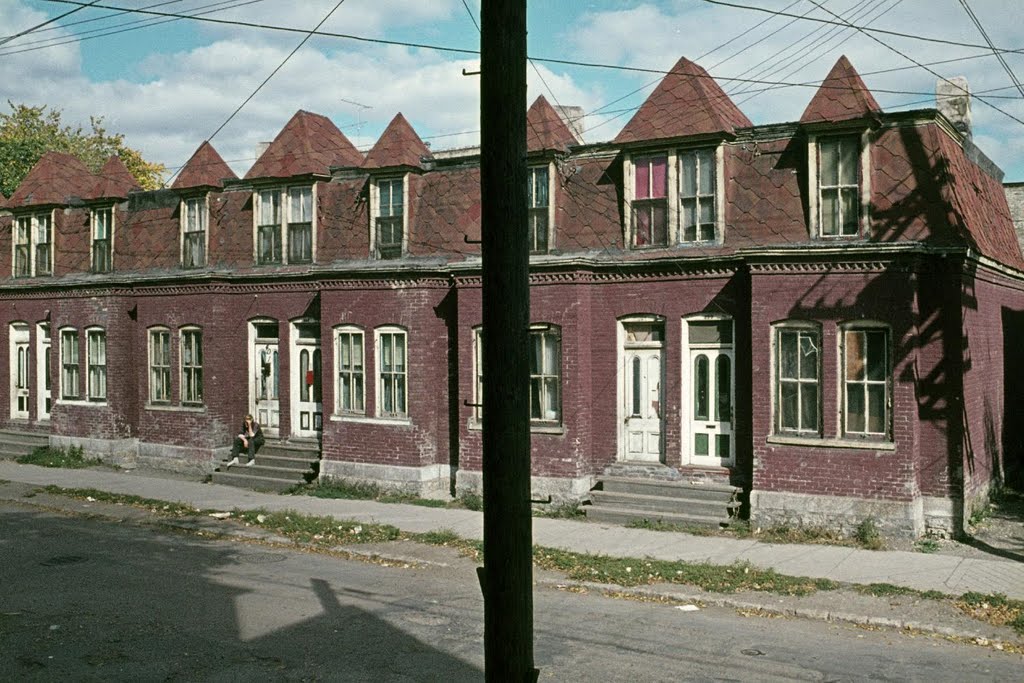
14, 212, 52, 277
257, 189, 283, 264
376, 178, 404, 259
336, 327, 365, 414
528, 166, 550, 253
87, 329, 106, 401
680, 149, 716, 242
61, 329, 79, 400
775, 324, 820, 434
529, 325, 561, 424
149, 328, 171, 403
472, 328, 484, 421
91, 207, 112, 273
842, 325, 889, 438
287, 187, 313, 263
182, 197, 207, 268
377, 328, 407, 417
818, 137, 860, 236
632, 155, 668, 247
181, 328, 203, 405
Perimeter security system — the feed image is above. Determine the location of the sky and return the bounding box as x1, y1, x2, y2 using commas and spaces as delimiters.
2, 0, 1023, 183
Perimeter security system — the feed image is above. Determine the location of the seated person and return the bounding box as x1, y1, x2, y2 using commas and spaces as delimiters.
225, 414, 265, 467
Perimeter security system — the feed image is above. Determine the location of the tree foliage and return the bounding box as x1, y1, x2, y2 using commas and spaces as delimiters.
0, 101, 166, 197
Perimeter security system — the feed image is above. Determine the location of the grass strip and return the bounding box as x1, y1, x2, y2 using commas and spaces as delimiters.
19, 446, 100, 469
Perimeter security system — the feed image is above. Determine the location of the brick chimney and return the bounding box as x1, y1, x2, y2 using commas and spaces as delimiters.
936, 76, 971, 140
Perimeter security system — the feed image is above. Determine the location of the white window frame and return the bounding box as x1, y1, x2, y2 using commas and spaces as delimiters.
808, 132, 871, 238
370, 175, 407, 259
839, 321, 891, 440
148, 327, 171, 404
528, 163, 554, 253
180, 326, 203, 406
529, 324, 562, 425
472, 326, 483, 422
334, 325, 365, 415
773, 321, 821, 436
91, 206, 113, 273
375, 326, 408, 418
181, 195, 208, 268
60, 327, 79, 400
678, 148, 721, 243
86, 327, 107, 402
253, 185, 316, 265
13, 210, 53, 278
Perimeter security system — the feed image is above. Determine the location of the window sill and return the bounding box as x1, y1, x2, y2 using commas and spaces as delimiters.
57, 399, 108, 408
766, 434, 895, 451
466, 421, 564, 435
144, 404, 206, 413
330, 414, 412, 427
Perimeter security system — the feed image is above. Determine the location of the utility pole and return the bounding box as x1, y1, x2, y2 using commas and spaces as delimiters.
479, 1, 535, 681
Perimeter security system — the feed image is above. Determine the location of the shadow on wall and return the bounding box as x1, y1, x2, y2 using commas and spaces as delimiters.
1002, 307, 1024, 487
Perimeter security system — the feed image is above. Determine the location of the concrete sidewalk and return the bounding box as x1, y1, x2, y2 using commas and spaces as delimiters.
1, 460, 1021, 602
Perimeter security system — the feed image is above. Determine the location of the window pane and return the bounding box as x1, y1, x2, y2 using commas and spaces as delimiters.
681, 154, 696, 196
531, 167, 548, 208
847, 384, 866, 433
839, 139, 858, 185
689, 320, 732, 344
354, 374, 364, 411
867, 384, 885, 433
694, 355, 709, 420
800, 383, 818, 431
543, 335, 559, 375
631, 356, 641, 416
821, 189, 838, 235
650, 156, 667, 198
635, 159, 650, 199
846, 331, 865, 380
716, 355, 731, 422
682, 200, 696, 240
716, 434, 730, 458
866, 330, 886, 380
394, 334, 405, 370
543, 377, 559, 421
694, 432, 709, 456
840, 187, 859, 235
699, 150, 714, 193
799, 333, 818, 379
780, 382, 798, 430
821, 141, 839, 185
780, 331, 797, 379
260, 190, 279, 225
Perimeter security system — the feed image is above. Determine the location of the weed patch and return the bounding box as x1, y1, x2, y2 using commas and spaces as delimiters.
533, 502, 585, 519
233, 508, 400, 546
290, 480, 449, 508
956, 592, 1024, 635
854, 518, 884, 550
853, 583, 945, 600
18, 446, 99, 469
39, 486, 203, 516
914, 538, 941, 554
626, 518, 715, 535
458, 492, 483, 511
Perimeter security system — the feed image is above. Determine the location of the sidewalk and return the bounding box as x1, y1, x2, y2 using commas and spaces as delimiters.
2, 460, 1022, 645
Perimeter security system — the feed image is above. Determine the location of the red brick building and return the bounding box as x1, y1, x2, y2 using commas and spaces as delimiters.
1, 56, 1020, 537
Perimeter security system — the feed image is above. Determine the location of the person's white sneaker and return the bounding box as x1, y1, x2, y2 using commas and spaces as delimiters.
225, 457, 239, 468
244, 459, 255, 467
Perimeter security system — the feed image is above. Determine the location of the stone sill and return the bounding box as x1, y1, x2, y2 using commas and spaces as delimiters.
766, 435, 896, 451
330, 414, 412, 428
144, 404, 206, 413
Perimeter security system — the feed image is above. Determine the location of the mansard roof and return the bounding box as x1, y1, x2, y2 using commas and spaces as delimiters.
7, 151, 95, 208
88, 155, 140, 201
615, 56, 752, 145
244, 110, 363, 180
362, 113, 432, 170
172, 141, 237, 190
526, 95, 579, 153
799, 55, 882, 125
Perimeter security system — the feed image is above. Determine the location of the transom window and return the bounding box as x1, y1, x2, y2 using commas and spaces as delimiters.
818, 137, 860, 237
14, 212, 53, 278
61, 328, 79, 400
775, 324, 820, 434
91, 207, 112, 273
632, 155, 668, 247
842, 325, 889, 438
335, 327, 365, 414
149, 328, 171, 403
87, 329, 107, 401
528, 166, 550, 253
256, 186, 314, 265
181, 328, 203, 405
182, 197, 207, 268
680, 149, 716, 242
377, 328, 407, 418
375, 178, 404, 259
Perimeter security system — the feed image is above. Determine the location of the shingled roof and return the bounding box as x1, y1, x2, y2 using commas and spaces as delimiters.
363, 113, 432, 170
615, 56, 752, 145
526, 95, 579, 153
799, 55, 882, 125
7, 151, 95, 209
244, 110, 363, 180
172, 141, 237, 190
89, 155, 140, 201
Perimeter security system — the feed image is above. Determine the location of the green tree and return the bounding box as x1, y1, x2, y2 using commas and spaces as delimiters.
0, 102, 166, 197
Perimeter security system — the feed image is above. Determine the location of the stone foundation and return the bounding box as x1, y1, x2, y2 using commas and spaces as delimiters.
50, 435, 224, 477
454, 469, 595, 505
319, 460, 452, 499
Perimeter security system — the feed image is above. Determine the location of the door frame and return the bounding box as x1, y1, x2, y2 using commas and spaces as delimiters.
248, 318, 280, 438
681, 315, 735, 467
289, 318, 322, 439
616, 315, 666, 463
9, 322, 30, 421
36, 322, 51, 422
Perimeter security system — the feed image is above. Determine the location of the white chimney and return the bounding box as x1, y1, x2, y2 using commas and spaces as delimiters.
256, 141, 271, 159
936, 77, 971, 140
555, 105, 585, 144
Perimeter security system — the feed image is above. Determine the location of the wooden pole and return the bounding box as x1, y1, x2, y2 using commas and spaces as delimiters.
479, 0, 535, 681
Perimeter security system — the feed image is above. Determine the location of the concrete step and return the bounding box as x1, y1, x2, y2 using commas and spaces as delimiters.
590, 490, 739, 517
0, 429, 50, 448
258, 441, 320, 458
210, 470, 301, 493
218, 462, 312, 482
251, 453, 319, 472
585, 505, 733, 529
600, 476, 741, 502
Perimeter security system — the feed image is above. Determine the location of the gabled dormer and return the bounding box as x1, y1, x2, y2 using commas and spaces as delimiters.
172, 141, 238, 268
800, 56, 882, 240
86, 156, 139, 273
524, 96, 580, 254
615, 57, 751, 249
362, 113, 431, 260
244, 110, 363, 266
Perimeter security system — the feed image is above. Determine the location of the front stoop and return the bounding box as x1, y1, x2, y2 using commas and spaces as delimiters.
586, 476, 743, 529
211, 439, 319, 492
0, 429, 50, 460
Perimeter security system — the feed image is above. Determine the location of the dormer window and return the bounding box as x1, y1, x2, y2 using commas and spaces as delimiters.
13, 211, 52, 278
528, 165, 551, 253
680, 149, 716, 242
815, 136, 862, 237
255, 186, 315, 265
182, 196, 207, 268
373, 177, 405, 259
91, 207, 113, 273
632, 154, 668, 247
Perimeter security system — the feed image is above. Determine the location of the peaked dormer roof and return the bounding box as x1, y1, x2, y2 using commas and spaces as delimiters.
7, 151, 95, 208
244, 110, 363, 180
89, 155, 140, 201
799, 55, 882, 125
615, 56, 752, 145
362, 113, 432, 170
172, 141, 237, 190
526, 95, 580, 153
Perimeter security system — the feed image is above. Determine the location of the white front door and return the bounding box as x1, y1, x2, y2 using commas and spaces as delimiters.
10, 324, 30, 420
292, 336, 322, 438
687, 348, 734, 466
253, 340, 280, 437
37, 323, 51, 421
622, 348, 664, 462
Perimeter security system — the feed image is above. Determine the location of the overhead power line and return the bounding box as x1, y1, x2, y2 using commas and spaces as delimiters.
957, 0, 1024, 99
1, 0, 104, 46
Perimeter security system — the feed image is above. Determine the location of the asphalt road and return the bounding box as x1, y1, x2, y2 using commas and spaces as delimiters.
1, 501, 1020, 682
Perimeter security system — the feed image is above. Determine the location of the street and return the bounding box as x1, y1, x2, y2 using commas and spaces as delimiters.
1, 501, 1020, 682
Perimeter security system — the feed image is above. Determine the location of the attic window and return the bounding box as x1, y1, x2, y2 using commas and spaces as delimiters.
632, 155, 668, 247
255, 186, 315, 265
374, 177, 405, 259
182, 196, 207, 268
14, 211, 53, 278
91, 207, 113, 273
817, 137, 860, 237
